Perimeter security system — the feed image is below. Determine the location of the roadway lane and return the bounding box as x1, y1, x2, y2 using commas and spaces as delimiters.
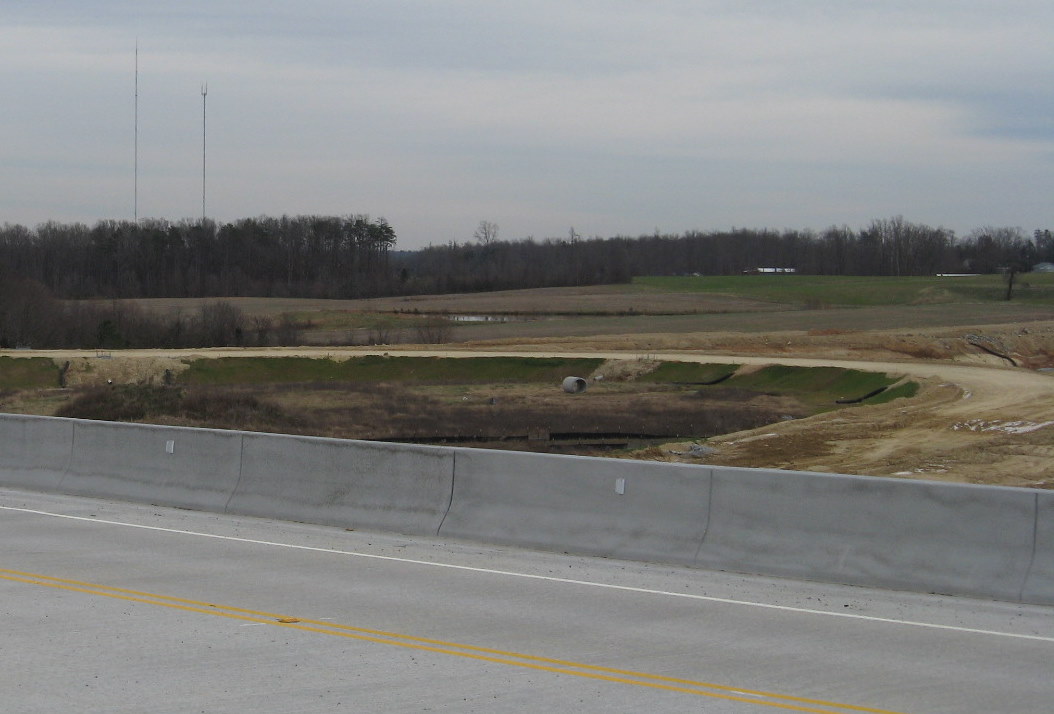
2, 487, 1052, 713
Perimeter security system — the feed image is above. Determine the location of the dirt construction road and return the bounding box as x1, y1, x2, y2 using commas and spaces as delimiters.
638, 352, 1054, 489
13, 334, 1054, 488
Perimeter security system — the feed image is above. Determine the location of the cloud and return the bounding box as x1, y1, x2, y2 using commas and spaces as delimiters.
1, 1, 1052, 244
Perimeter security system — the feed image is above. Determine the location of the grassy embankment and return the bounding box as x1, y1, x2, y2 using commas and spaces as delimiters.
644, 361, 915, 410
172, 356, 912, 409
38, 356, 913, 452
177, 355, 603, 385
0, 357, 59, 390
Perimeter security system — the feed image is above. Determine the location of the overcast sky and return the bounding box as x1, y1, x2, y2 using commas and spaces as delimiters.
3, 1, 1052, 248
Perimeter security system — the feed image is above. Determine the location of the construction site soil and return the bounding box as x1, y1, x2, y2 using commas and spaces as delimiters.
463, 322, 1054, 489
7, 317, 1054, 489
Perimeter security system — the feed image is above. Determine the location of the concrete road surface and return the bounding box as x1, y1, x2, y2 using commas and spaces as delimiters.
2, 487, 1051, 713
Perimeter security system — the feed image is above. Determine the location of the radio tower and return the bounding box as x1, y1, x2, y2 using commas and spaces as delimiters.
201, 82, 208, 222
134, 41, 139, 223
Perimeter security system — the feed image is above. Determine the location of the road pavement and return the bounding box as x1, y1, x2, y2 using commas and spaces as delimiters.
2, 487, 1051, 713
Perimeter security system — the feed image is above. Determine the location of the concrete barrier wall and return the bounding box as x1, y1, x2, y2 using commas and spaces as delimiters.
0, 414, 73, 491
64, 420, 243, 512
1, 413, 1051, 604
229, 433, 453, 535
1021, 492, 1054, 605
696, 467, 1039, 602
440, 449, 711, 564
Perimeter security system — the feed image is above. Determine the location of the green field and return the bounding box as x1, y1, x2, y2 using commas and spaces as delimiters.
0, 357, 60, 389
721, 365, 907, 408
644, 362, 911, 409
633, 274, 1054, 306
645, 362, 740, 383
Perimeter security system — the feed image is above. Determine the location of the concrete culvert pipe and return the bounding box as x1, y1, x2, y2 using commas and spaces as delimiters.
562, 377, 588, 394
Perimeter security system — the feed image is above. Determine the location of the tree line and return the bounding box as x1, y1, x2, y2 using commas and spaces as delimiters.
2, 215, 1051, 303
0, 215, 397, 300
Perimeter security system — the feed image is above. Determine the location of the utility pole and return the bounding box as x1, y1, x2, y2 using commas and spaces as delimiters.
201, 82, 208, 222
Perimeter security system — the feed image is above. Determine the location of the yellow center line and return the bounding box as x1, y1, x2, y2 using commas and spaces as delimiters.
1, 568, 908, 714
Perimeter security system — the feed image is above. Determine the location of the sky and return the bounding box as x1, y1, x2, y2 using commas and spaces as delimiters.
2, 1, 1052, 249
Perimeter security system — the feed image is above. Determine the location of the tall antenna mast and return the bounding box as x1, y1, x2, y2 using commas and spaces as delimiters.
134, 40, 139, 223
201, 82, 207, 222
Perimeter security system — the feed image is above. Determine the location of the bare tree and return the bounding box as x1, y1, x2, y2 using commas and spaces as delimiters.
414, 316, 453, 344
473, 220, 499, 245
368, 317, 396, 345
275, 314, 303, 346
196, 301, 245, 347
1005, 266, 1019, 301
251, 316, 274, 346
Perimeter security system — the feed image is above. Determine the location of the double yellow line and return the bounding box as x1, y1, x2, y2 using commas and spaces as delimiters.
1, 568, 906, 713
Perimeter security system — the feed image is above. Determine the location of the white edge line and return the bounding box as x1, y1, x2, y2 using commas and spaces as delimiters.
4, 503, 1053, 644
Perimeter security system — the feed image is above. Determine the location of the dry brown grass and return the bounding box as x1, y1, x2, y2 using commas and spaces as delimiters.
81, 285, 776, 318
74, 288, 1054, 348
48, 379, 799, 455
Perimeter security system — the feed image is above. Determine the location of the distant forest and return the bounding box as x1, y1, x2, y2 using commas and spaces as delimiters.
2, 214, 1053, 349
2, 215, 1052, 302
